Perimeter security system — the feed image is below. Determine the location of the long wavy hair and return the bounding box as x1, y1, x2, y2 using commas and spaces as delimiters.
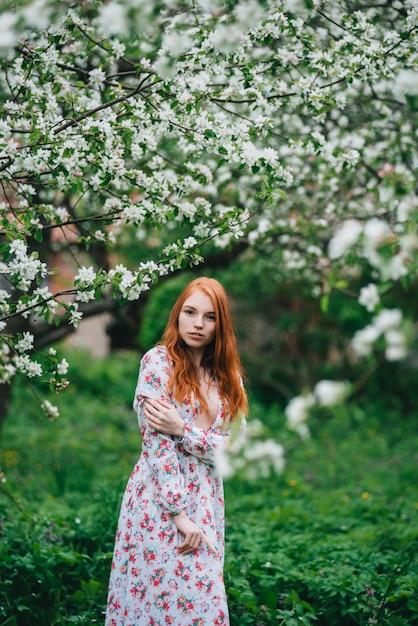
162, 277, 248, 422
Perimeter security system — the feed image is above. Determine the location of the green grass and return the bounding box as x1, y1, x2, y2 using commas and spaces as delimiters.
0, 349, 417, 625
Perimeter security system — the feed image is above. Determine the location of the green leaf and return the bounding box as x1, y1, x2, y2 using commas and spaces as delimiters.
1, 617, 18, 626
33, 229, 44, 243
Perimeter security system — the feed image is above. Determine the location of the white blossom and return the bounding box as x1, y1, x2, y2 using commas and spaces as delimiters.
0, 290, 11, 304
9, 239, 27, 260
0, 12, 18, 49
314, 380, 350, 406
110, 40, 126, 59
76, 289, 96, 303
41, 400, 60, 419
57, 358, 69, 375
328, 220, 362, 259
393, 69, 418, 101
384, 330, 408, 361
363, 218, 392, 251
183, 237, 198, 249
285, 394, 315, 435
243, 439, 286, 477
351, 325, 381, 357
14, 332, 34, 353
372, 308, 403, 333
95, 2, 128, 36
74, 266, 97, 286
14, 354, 42, 378
89, 68, 107, 86
358, 284, 380, 312
68, 305, 83, 328
22, 0, 53, 30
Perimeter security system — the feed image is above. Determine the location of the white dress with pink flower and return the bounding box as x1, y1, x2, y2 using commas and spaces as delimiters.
105, 346, 231, 626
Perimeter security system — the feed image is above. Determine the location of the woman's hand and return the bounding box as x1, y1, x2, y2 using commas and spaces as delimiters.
144, 398, 185, 438
173, 511, 218, 556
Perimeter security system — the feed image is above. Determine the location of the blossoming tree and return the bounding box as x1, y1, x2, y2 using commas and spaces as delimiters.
1, 0, 417, 438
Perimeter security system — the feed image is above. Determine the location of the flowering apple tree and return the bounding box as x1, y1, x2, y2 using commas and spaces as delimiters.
0, 0, 417, 439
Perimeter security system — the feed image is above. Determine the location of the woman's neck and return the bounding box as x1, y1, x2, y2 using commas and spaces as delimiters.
187, 347, 205, 369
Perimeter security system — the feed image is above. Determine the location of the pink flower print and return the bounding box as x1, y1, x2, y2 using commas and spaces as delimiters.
191, 620, 205, 626
126, 496, 136, 512
158, 524, 175, 543
130, 581, 147, 599
214, 610, 227, 625
122, 535, 135, 553
134, 483, 146, 498
174, 560, 191, 581
107, 597, 121, 613
165, 617, 175, 625
144, 547, 157, 564
140, 513, 155, 531
155, 590, 170, 611
168, 578, 179, 591
196, 575, 213, 593
150, 567, 166, 587
177, 595, 195, 613
187, 476, 200, 494
155, 439, 171, 458
163, 460, 177, 475
144, 372, 162, 390
202, 509, 212, 526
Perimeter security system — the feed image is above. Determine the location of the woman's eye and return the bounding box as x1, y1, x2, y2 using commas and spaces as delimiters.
207, 315, 216, 321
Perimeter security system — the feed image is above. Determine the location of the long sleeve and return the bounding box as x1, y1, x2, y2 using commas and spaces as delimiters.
179, 415, 246, 467
133, 346, 187, 514
178, 424, 230, 466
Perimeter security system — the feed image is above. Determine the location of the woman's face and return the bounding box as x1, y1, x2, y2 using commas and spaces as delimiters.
178, 290, 216, 351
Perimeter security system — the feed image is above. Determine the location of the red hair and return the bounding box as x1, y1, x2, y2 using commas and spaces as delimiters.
162, 277, 248, 422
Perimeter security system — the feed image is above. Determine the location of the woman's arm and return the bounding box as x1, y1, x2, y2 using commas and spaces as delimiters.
134, 348, 187, 514
137, 356, 219, 551
144, 397, 231, 466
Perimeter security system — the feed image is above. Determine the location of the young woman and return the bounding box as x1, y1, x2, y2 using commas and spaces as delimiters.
105, 276, 248, 625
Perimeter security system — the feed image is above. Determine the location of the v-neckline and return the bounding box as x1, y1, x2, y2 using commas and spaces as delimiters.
192, 385, 221, 431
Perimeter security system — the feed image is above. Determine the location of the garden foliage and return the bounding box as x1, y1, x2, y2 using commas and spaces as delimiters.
0, 350, 417, 625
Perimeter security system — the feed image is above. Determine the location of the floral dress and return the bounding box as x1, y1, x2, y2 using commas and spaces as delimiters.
105, 346, 231, 626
